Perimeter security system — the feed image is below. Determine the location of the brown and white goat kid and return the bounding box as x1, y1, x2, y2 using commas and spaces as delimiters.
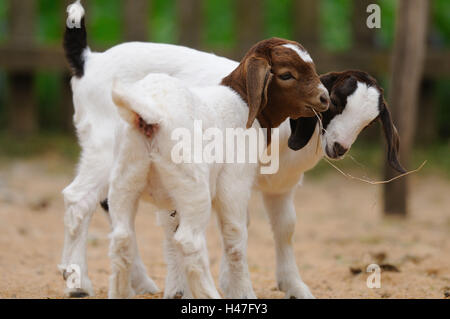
61, 1, 328, 298
107, 55, 328, 299
160, 70, 405, 299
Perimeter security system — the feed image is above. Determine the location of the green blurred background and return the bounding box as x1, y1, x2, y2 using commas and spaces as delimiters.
0, 0, 448, 176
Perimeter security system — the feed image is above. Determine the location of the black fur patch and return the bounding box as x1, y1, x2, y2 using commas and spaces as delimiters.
288, 117, 318, 151
63, 17, 87, 77
100, 199, 109, 212
288, 70, 376, 150
69, 289, 89, 298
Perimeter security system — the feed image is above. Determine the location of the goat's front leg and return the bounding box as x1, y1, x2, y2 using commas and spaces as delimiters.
262, 190, 314, 299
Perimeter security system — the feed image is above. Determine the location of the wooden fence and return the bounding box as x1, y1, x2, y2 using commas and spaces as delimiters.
0, 0, 448, 136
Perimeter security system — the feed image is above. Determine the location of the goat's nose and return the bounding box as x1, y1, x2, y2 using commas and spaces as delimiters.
333, 142, 348, 157
318, 93, 330, 111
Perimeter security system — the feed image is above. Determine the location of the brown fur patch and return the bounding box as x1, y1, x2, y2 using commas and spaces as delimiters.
221, 37, 328, 137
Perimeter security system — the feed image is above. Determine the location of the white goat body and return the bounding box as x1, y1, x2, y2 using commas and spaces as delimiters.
107, 74, 261, 298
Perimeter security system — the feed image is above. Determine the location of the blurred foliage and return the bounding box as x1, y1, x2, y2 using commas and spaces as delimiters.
432, 0, 450, 47
320, 0, 352, 51
205, 0, 235, 49
376, 0, 397, 48
0, 0, 448, 152
0, 0, 6, 43
36, 72, 62, 131
89, 0, 122, 46
37, 0, 62, 44
0, 133, 79, 160
435, 79, 450, 138
265, 0, 293, 40
0, 72, 6, 129
151, 0, 177, 44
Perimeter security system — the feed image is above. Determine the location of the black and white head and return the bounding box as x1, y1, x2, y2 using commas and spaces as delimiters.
288, 70, 406, 173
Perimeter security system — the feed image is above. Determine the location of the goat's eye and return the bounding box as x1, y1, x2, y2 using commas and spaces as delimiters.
279, 72, 294, 80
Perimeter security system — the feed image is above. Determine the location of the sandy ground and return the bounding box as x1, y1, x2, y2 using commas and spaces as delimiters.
0, 155, 449, 299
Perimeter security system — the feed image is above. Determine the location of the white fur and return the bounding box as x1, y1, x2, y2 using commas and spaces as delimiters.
108, 74, 259, 299
59, 36, 238, 299
282, 44, 313, 63
60, 1, 379, 299
318, 83, 327, 93
67, 0, 84, 27
322, 83, 380, 154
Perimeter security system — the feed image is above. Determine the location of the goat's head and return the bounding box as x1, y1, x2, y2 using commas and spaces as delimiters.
289, 70, 406, 174
222, 37, 329, 134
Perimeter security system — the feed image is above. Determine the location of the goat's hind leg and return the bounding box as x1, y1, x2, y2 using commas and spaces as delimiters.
107, 129, 154, 299
215, 173, 256, 299
170, 186, 219, 298
108, 184, 144, 299
158, 210, 190, 299
59, 160, 109, 297
130, 231, 161, 295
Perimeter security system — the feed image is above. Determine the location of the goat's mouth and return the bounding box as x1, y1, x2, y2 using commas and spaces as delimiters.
325, 146, 340, 159
290, 105, 325, 120
325, 143, 347, 160
312, 104, 329, 113
304, 105, 324, 119
293, 106, 319, 118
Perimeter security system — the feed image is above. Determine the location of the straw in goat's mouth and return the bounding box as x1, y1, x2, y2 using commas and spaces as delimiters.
308, 107, 427, 185
309, 107, 325, 156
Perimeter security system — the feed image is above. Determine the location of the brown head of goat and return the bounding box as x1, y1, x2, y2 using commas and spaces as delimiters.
222, 38, 329, 140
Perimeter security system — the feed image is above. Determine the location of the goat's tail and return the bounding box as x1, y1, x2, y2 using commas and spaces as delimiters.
112, 80, 161, 137
64, 0, 89, 77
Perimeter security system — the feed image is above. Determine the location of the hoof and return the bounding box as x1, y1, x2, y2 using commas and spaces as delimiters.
68, 288, 90, 298
60, 265, 94, 298
132, 276, 161, 295
174, 291, 183, 299
166, 291, 183, 299
221, 288, 257, 299
283, 285, 315, 299
279, 279, 315, 299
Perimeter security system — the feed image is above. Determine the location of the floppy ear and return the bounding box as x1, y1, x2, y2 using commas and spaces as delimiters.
379, 101, 406, 173
245, 57, 273, 129
320, 72, 339, 92
288, 117, 318, 151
